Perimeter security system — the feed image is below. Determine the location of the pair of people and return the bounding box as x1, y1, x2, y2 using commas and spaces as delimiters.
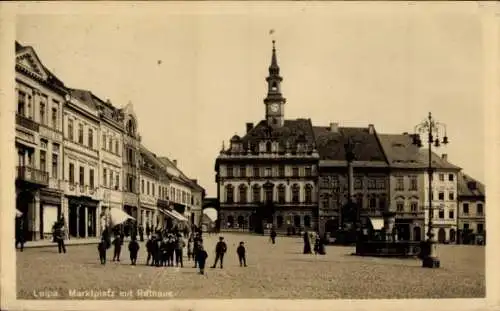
208, 237, 247, 269
98, 234, 140, 265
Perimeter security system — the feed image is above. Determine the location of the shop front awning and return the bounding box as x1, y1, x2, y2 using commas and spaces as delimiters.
369, 217, 385, 230
159, 209, 188, 222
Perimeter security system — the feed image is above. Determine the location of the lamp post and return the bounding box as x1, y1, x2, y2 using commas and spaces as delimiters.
344, 137, 358, 240
412, 112, 449, 268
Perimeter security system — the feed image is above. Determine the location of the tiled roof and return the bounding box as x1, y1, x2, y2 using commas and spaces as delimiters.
239, 119, 316, 151
457, 172, 485, 197
418, 149, 461, 170
377, 134, 426, 168
313, 125, 386, 163
157, 157, 204, 191
139, 145, 172, 181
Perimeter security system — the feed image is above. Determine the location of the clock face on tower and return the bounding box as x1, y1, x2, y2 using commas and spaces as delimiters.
270, 103, 280, 113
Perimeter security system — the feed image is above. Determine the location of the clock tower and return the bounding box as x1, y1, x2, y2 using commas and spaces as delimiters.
264, 40, 286, 127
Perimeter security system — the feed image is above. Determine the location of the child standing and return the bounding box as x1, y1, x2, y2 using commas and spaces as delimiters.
97, 237, 107, 265
196, 244, 208, 275
237, 241, 247, 267
128, 236, 140, 265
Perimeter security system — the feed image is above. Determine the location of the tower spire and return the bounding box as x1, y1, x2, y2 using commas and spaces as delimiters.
264, 39, 286, 127
269, 40, 280, 75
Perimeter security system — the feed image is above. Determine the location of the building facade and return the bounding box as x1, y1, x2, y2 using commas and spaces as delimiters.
378, 133, 427, 241
421, 152, 460, 243
121, 103, 142, 225
96, 97, 125, 232
14, 41, 205, 240
314, 123, 390, 237
15, 42, 66, 241
63, 89, 102, 238
457, 172, 485, 244
215, 42, 320, 234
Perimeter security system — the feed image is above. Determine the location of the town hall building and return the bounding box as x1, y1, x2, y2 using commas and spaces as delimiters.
215, 41, 320, 234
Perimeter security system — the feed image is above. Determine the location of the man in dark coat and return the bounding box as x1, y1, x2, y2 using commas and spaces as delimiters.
175, 234, 185, 268
112, 234, 123, 261
270, 229, 277, 244
138, 224, 144, 242
236, 241, 247, 267
210, 236, 227, 269
97, 237, 107, 265
196, 243, 208, 275
303, 231, 312, 254
15, 218, 25, 252
146, 235, 155, 266
146, 224, 151, 239
54, 222, 66, 254
128, 236, 140, 265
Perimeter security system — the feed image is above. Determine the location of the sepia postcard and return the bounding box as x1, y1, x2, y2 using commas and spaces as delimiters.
0, 1, 499, 311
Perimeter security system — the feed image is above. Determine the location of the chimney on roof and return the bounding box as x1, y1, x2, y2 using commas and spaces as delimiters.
368, 124, 375, 134
191, 179, 198, 184
403, 132, 408, 135
172, 159, 177, 167
329, 122, 339, 133
441, 154, 448, 161
246, 122, 254, 133
106, 99, 111, 104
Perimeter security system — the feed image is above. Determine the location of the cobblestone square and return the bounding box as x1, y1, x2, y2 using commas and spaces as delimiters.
17, 233, 485, 299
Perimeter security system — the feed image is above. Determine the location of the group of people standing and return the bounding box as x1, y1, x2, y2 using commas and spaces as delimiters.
97, 229, 246, 275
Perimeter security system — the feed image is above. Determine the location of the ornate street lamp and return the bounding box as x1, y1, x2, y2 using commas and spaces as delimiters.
412, 112, 449, 268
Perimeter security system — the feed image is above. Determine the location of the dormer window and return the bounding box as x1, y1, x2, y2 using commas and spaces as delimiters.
467, 181, 476, 190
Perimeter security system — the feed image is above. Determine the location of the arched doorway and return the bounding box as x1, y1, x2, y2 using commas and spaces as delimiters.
449, 229, 456, 243
438, 228, 446, 243
413, 226, 422, 241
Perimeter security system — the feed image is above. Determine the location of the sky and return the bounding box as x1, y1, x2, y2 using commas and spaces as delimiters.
14, 2, 487, 197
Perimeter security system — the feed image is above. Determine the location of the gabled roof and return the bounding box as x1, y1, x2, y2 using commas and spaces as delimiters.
139, 145, 171, 181
457, 172, 485, 197
67, 88, 100, 111
313, 125, 386, 164
157, 157, 204, 192
239, 119, 316, 151
15, 41, 66, 89
377, 133, 426, 168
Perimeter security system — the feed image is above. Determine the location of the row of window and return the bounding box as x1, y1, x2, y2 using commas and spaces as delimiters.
102, 167, 120, 190
321, 195, 387, 210
395, 176, 419, 191
462, 223, 484, 233
68, 163, 97, 189
225, 165, 314, 178
462, 203, 484, 215
18, 148, 59, 179
17, 89, 60, 130
320, 177, 388, 190
139, 178, 198, 206
66, 119, 121, 155
224, 184, 314, 204
431, 191, 455, 201
225, 214, 312, 229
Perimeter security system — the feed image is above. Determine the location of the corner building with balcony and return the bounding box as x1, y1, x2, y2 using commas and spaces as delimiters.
215, 42, 320, 234
15, 42, 66, 241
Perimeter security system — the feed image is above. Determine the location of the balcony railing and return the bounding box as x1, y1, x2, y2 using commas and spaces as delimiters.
16, 166, 48, 186
16, 114, 39, 132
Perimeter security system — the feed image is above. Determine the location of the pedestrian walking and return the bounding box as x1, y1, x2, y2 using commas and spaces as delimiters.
303, 231, 312, 254
154, 235, 162, 267
237, 241, 247, 267
54, 221, 66, 254
98, 237, 107, 265
167, 235, 175, 267
270, 229, 277, 244
112, 234, 123, 262
210, 236, 227, 269
139, 224, 144, 242
146, 235, 155, 266
128, 236, 140, 265
196, 243, 208, 275
175, 234, 185, 268
160, 236, 169, 266
146, 224, 151, 239
192, 235, 200, 268
15, 218, 25, 252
